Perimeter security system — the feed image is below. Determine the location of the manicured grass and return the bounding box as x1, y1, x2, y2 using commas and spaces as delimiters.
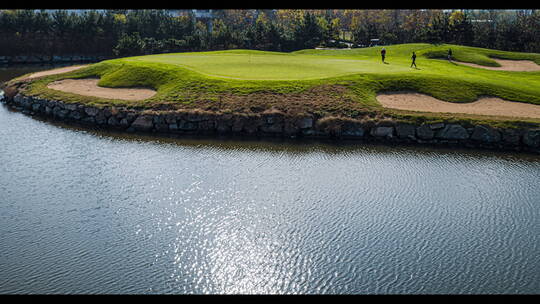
15, 43, 540, 127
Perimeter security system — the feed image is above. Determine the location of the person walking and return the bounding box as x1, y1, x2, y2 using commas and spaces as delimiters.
381, 47, 386, 63
447, 48, 453, 61
411, 51, 417, 68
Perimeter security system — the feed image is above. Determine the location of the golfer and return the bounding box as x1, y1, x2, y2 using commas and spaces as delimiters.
381, 47, 386, 63
411, 51, 417, 68
448, 48, 453, 61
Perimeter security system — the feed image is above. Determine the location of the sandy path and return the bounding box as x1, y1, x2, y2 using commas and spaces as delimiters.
456, 58, 540, 71
26, 65, 89, 79
47, 78, 156, 101
377, 92, 540, 119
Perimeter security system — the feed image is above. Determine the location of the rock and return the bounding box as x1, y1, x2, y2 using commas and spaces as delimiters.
155, 123, 169, 132
231, 117, 245, 132
169, 123, 179, 131
18, 96, 32, 110
84, 107, 99, 116
178, 120, 197, 131
81, 117, 96, 124
342, 128, 365, 137
416, 125, 434, 140
13, 94, 24, 105
216, 120, 231, 133
395, 123, 416, 139
262, 111, 284, 124
131, 115, 154, 131
120, 118, 130, 128
31, 103, 41, 112
102, 108, 113, 118
57, 109, 69, 119
341, 122, 365, 137
126, 112, 138, 123
164, 114, 178, 124
95, 111, 107, 125
243, 117, 263, 134
523, 129, 540, 148
64, 103, 78, 111
302, 129, 316, 136
429, 122, 445, 130
296, 117, 314, 129
261, 123, 283, 133
370, 126, 394, 137
501, 129, 521, 145
199, 120, 215, 131
470, 125, 501, 143
435, 124, 469, 140
107, 116, 120, 127
68, 110, 82, 120
186, 112, 205, 122
34, 98, 47, 107
283, 121, 300, 136
115, 110, 126, 119
153, 115, 165, 125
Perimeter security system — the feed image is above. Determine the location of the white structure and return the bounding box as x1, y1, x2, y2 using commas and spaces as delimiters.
369, 39, 381, 47
192, 9, 213, 19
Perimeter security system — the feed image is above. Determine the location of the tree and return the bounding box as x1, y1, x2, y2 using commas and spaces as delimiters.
292, 12, 323, 49
449, 10, 474, 45
426, 11, 449, 45
113, 32, 145, 56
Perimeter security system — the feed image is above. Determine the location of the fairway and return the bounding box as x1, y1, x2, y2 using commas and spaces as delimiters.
106, 44, 540, 103
123, 51, 413, 80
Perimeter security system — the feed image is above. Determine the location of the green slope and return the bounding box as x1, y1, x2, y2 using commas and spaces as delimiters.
16, 43, 540, 126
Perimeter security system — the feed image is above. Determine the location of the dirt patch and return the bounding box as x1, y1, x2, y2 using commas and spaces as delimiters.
47, 78, 157, 101
25, 65, 89, 79
377, 92, 540, 119
456, 58, 540, 71
158, 84, 370, 117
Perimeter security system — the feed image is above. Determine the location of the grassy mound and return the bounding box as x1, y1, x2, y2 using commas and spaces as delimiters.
12, 43, 540, 127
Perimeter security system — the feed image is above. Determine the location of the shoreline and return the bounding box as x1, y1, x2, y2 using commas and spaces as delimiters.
1, 54, 539, 154
2, 90, 539, 154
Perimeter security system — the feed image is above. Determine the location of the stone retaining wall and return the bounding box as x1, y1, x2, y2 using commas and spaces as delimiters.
2, 92, 540, 153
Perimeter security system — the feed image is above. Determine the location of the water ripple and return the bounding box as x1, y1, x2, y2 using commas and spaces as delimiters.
0, 104, 539, 294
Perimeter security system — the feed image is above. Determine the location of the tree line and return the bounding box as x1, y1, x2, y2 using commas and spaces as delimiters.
0, 9, 538, 58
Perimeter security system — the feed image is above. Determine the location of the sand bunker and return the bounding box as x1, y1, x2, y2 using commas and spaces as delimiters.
26, 65, 88, 79
377, 92, 540, 119
456, 58, 540, 72
47, 78, 156, 101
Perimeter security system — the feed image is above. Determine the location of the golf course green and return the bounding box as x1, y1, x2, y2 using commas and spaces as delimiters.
9, 43, 540, 127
